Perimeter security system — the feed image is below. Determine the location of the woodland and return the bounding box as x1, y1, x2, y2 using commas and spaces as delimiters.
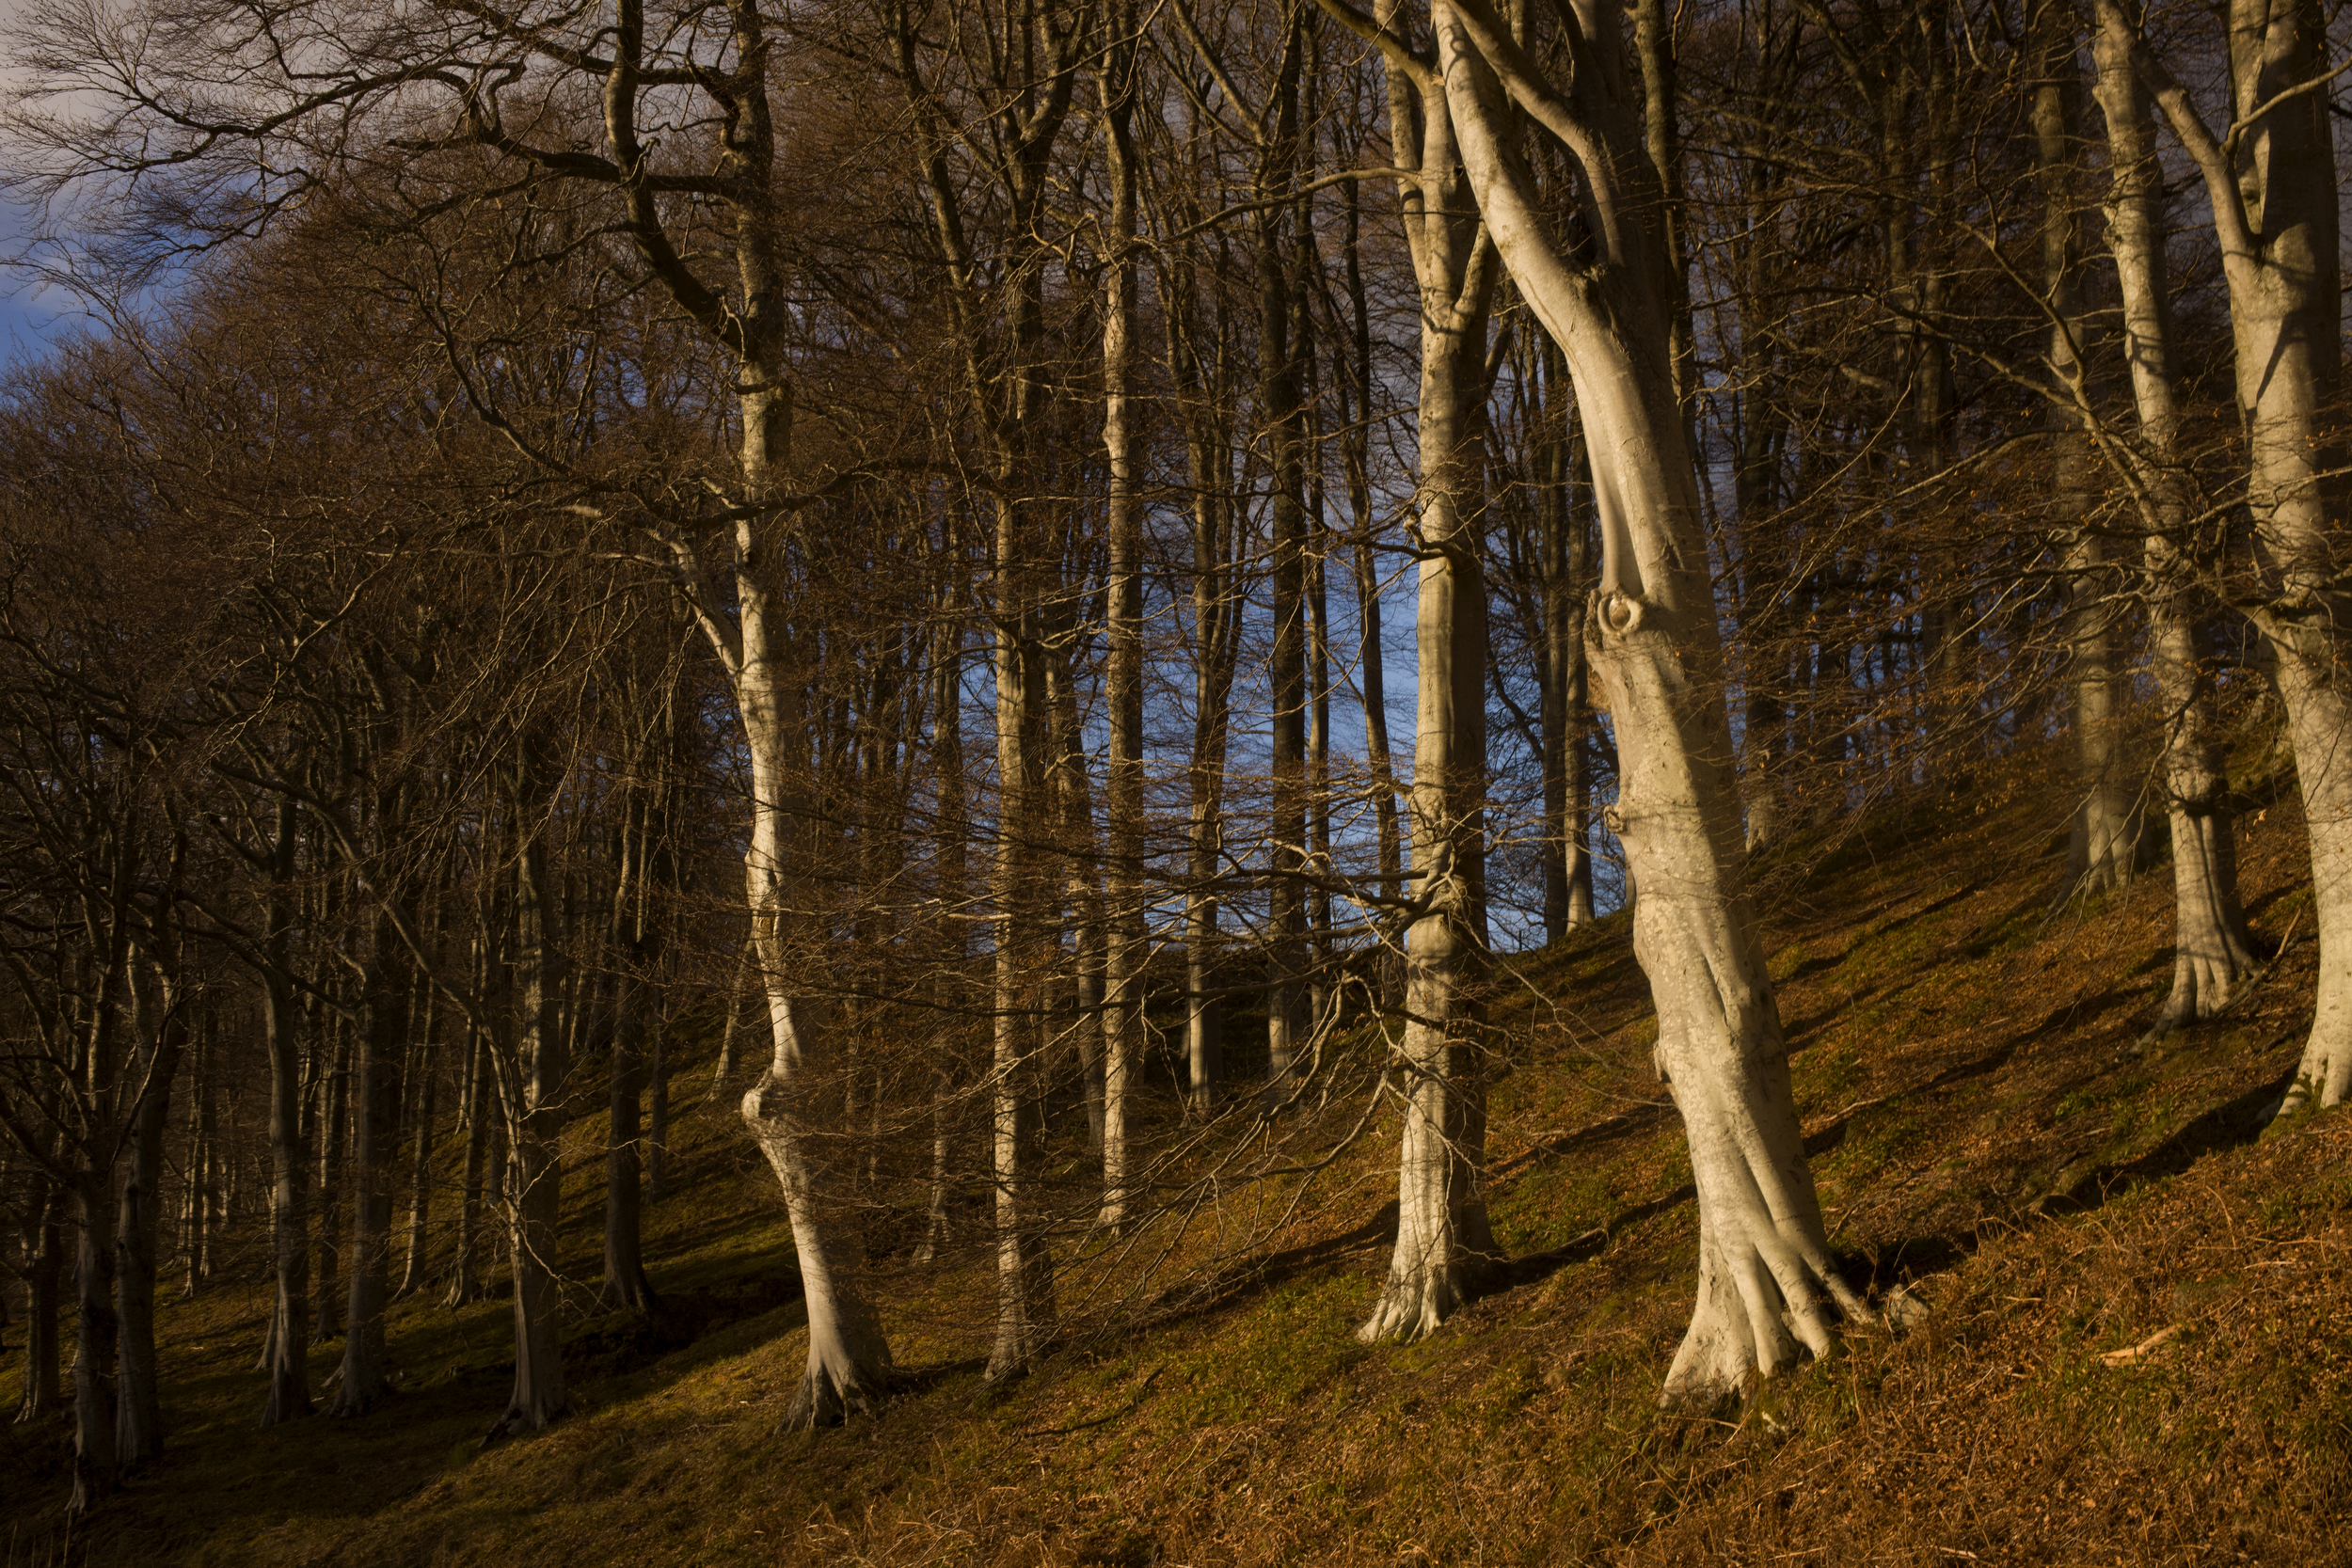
0, 0, 2347, 1559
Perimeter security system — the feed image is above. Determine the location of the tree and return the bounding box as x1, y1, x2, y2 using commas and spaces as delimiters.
1352, 0, 1870, 1401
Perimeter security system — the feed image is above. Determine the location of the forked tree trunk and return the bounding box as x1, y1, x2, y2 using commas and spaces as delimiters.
2121, 0, 2347, 1111
1359, 0, 1502, 1342
1422, 0, 1866, 1402
2090, 3, 2256, 1031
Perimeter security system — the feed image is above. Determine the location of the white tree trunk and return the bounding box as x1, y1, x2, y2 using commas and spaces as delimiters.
2091, 5, 2257, 1029
1098, 9, 1144, 1231
2119, 0, 2347, 1107
1359, 4, 1500, 1341
1421, 0, 1866, 1401
734, 614, 895, 1426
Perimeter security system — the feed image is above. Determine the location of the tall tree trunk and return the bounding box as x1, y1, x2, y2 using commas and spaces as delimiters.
2121, 0, 2346, 1111
602, 776, 658, 1314
1359, 0, 1502, 1340
261, 798, 312, 1424
492, 761, 569, 1436
68, 1168, 119, 1513
915, 615, 967, 1266
2040, 1, 2132, 899
1431, 0, 1866, 1400
730, 576, 895, 1426
313, 990, 346, 1339
2091, 2, 2256, 1031
712, 927, 753, 1093
1098, 2, 1143, 1230
1258, 8, 1311, 1101
444, 1014, 488, 1308
1173, 284, 1240, 1116
15, 1189, 62, 1422
987, 500, 1054, 1382
330, 908, 403, 1417
1540, 341, 1595, 934
1338, 177, 1406, 992
180, 1018, 215, 1296
396, 976, 439, 1299
114, 974, 185, 1466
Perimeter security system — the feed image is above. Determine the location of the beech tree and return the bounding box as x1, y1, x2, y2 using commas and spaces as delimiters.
1340, 0, 1871, 1400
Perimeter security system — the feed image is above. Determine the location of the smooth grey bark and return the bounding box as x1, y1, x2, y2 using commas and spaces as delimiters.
1169, 268, 1244, 1114
490, 770, 569, 1438
1540, 342, 1596, 932
601, 745, 661, 1315
1357, 0, 1502, 1342
2090, 3, 2257, 1031
726, 563, 895, 1429
443, 1013, 488, 1308
1406, 0, 1866, 1400
1254, 3, 1312, 1102
711, 927, 752, 1094
395, 977, 438, 1300
2038, 1, 2132, 899
2117, 0, 2348, 1110
986, 511, 1055, 1383
1098, 0, 1144, 1232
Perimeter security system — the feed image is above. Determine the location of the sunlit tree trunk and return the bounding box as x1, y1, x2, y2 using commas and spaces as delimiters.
2090, 2, 2256, 1030
1098, 0, 1144, 1229
1412, 0, 1867, 1401
2119, 0, 2347, 1111
2039, 1, 2132, 898
1358, 0, 1502, 1341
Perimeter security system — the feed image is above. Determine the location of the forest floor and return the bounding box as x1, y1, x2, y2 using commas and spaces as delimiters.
6, 740, 2350, 1567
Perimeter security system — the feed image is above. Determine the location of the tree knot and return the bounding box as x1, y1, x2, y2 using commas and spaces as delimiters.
1599, 592, 1647, 637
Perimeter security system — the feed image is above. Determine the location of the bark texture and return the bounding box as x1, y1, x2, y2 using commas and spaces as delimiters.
1421, 0, 1866, 1401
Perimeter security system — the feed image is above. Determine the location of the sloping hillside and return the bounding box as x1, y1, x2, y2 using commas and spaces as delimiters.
5, 749, 2345, 1567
